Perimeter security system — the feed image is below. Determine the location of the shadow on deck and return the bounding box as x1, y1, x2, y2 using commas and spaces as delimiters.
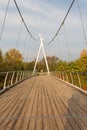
0, 75, 87, 130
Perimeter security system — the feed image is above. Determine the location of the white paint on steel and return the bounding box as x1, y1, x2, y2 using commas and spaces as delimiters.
3, 72, 9, 89
77, 72, 82, 88
10, 72, 15, 85
33, 34, 50, 74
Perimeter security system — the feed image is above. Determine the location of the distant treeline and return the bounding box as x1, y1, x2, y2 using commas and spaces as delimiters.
0, 48, 87, 72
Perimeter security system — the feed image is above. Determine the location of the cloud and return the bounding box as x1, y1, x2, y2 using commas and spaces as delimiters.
0, 0, 87, 61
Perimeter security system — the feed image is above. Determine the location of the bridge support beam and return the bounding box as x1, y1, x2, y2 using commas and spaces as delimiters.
33, 34, 50, 75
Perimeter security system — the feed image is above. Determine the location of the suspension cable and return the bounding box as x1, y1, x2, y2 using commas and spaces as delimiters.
23, 32, 28, 58
46, 0, 75, 45
63, 23, 71, 61
28, 37, 32, 62
16, 20, 23, 49
14, 0, 38, 41
77, 0, 87, 45
14, 20, 23, 71
56, 37, 62, 60
0, 0, 10, 41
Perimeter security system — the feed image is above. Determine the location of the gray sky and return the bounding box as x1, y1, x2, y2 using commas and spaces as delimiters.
0, 0, 87, 61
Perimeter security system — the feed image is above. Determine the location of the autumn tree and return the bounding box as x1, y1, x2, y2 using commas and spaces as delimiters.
5, 49, 23, 62
0, 49, 4, 71
56, 61, 68, 71
5, 49, 23, 70
28, 61, 35, 71
80, 49, 87, 59
78, 49, 87, 72
0, 49, 3, 62
37, 56, 59, 72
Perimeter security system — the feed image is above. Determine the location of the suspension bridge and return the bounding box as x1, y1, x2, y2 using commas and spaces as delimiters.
0, 0, 87, 129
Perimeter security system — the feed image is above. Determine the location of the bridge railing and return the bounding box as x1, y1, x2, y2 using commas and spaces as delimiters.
0, 71, 32, 91
53, 72, 87, 91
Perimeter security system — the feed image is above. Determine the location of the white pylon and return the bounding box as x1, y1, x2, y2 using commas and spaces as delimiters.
33, 34, 50, 75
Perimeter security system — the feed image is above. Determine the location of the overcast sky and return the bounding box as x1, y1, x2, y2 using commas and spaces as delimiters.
0, 0, 87, 61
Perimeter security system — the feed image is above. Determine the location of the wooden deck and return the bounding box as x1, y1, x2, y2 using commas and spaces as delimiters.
0, 75, 87, 130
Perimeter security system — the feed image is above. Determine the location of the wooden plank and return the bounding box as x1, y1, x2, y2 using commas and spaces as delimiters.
0, 76, 87, 130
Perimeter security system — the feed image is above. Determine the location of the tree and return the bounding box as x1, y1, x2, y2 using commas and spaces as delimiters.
0, 49, 3, 62
56, 61, 68, 71
5, 49, 23, 63
0, 49, 4, 71
78, 49, 87, 72
38, 56, 59, 71
67, 61, 82, 72
56, 49, 87, 72
80, 49, 87, 59
5, 49, 23, 71
28, 61, 35, 71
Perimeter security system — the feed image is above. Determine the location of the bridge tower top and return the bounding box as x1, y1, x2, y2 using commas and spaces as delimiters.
33, 34, 50, 75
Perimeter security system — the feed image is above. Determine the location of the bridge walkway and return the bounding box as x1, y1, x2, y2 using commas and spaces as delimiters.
0, 76, 87, 130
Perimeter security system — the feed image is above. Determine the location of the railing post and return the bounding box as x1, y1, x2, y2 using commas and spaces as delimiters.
27, 71, 29, 78
65, 72, 69, 82
61, 72, 63, 80
25, 71, 27, 78
10, 72, 15, 86
62, 72, 64, 80
16, 71, 19, 82
22, 71, 24, 79
57, 73, 60, 78
23, 71, 24, 79
77, 72, 81, 88
24, 71, 26, 78
70, 72, 74, 85
60, 73, 62, 79
19, 72, 22, 81
64, 72, 65, 81
26, 71, 28, 78
57, 72, 59, 78
57, 72, 60, 79
3, 72, 9, 89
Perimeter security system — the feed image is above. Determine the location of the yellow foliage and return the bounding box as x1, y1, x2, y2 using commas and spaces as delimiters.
6, 49, 23, 62
80, 49, 87, 59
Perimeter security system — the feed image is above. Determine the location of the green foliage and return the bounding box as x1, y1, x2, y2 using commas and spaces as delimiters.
56, 61, 68, 71
5, 48, 23, 63
56, 49, 87, 72
78, 49, 87, 72
36, 56, 59, 72
0, 48, 87, 73
28, 61, 35, 71
0, 49, 3, 62
0, 48, 24, 72
80, 49, 87, 58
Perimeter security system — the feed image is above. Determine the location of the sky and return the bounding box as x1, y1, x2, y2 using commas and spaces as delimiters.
0, 0, 87, 61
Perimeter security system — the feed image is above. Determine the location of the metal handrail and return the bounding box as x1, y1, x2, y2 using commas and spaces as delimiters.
53, 71, 87, 91
0, 71, 33, 91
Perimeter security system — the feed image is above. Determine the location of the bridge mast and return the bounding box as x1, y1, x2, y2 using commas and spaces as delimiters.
33, 34, 50, 75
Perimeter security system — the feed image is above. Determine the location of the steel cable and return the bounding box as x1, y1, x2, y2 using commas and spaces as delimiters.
77, 0, 87, 45
63, 23, 71, 61
0, 0, 10, 41
46, 0, 75, 45
14, 0, 38, 41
